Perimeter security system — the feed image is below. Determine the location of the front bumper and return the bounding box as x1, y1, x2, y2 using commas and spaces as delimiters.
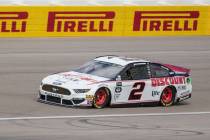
38, 90, 93, 107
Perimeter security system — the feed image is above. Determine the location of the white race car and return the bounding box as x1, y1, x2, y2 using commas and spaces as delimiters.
38, 55, 192, 108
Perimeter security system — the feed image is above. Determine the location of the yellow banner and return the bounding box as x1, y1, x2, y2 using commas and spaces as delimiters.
0, 6, 209, 37
125, 6, 210, 36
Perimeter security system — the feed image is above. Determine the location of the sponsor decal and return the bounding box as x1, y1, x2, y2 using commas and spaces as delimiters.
53, 81, 63, 85
0, 12, 28, 32
177, 85, 187, 91
62, 73, 97, 83
133, 11, 199, 32
180, 90, 190, 97
53, 79, 68, 85
47, 11, 115, 33
45, 92, 63, 98
114, 82, 123, 99
115, 87, 122, 93
114, 93, 120, 100
80, 77, 97, 82
87, 100, 93, 105
152, 91, 160, 97
116, 81, 122, 86
151, 77, 186, 87
61, 74, 79, 81
86, 95, 94, 101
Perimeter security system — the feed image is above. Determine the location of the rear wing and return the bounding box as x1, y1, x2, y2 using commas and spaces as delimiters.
163, 64, 191, 76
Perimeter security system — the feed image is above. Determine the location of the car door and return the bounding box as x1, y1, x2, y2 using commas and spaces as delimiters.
113, 62, 151, 103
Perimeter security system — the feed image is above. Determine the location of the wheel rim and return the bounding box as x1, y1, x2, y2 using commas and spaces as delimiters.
161, 88, 173, 103
95, 89, 107, 106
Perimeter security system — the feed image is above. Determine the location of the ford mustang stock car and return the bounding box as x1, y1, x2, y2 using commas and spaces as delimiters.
38, 55, 192, 108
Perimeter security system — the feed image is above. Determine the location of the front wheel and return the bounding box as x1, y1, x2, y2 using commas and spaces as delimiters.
93, 88, 110, 109
160, 87, 175, 107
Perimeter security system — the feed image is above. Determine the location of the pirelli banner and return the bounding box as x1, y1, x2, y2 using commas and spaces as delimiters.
0, 6, 210, 37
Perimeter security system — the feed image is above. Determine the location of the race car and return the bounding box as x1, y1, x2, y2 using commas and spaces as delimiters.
38, 55, 192, 108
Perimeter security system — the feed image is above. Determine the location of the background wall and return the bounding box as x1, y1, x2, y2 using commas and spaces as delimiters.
0, 5, 209, 37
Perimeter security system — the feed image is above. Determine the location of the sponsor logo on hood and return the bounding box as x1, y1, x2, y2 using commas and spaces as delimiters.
60, 72, 98, 83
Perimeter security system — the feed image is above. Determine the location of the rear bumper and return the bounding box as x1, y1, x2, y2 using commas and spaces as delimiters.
177, 93, 191, 102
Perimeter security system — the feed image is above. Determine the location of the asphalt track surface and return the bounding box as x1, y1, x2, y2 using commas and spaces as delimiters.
0, 37, 210, 140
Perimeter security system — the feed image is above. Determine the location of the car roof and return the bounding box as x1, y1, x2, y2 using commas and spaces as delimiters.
94, 55, 149, 66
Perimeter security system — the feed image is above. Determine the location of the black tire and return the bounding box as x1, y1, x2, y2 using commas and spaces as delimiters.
93, 88, 110, 109
160, 87, 175, 107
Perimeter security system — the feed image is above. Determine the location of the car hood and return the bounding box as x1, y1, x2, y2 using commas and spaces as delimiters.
42, 71, 109, 88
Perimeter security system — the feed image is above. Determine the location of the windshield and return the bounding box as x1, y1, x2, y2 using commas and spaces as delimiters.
74, 60, 124, 79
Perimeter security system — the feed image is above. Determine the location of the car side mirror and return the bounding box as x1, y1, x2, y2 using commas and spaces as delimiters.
116, 75, 121, 81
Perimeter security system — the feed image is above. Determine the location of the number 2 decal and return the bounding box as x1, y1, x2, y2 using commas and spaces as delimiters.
128, 82, 145, 100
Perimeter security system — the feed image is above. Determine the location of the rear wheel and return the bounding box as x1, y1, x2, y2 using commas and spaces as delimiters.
93, 88, 110, 109
160, 87, 175, 107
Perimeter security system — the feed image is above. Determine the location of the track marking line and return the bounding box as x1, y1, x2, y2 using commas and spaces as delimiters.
0, 112, 210, 121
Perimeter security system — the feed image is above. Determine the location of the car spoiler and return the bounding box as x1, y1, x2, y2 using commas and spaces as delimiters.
163, 64, 191, 76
